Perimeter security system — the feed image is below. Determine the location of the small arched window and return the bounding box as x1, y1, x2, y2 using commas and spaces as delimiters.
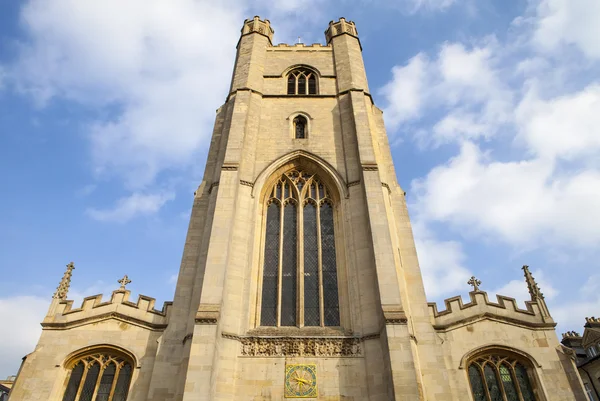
294, 116, 307, 139
260, 169, 340, 327
468, 353, 537, 401
287, 68, 318, 95
62, 350, 133, 401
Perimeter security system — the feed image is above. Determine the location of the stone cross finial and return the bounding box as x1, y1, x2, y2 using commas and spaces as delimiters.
467, 276, 482, 291
522, 265, 544, 300
117, 275, 131, 291
53, 262, 75, 300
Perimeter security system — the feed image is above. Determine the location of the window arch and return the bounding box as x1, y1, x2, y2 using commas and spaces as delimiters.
468, 352, 538, 401
62, 348, 133, 401
260, 169, 340, 327
287, 68, 318, 95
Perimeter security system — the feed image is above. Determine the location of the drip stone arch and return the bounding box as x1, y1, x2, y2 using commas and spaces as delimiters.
287, 111, 313, 139
63, 344, 139, 369
252, 151, 348, 200
281, 64, 322, 78
459, 344, 542, 369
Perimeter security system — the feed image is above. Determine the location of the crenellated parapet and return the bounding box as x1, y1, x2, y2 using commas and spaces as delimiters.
43, 289, 172, 331
241, 16, 274, 44
325, 18, 359, 44
428, 291, 555, 332
562, 331, 582, 339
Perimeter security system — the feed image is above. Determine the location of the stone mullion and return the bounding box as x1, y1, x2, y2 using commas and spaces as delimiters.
298, 197, 305, 327
90, 363, 106, 401
107, 364, 122, 401
317, 199, 324, 327
74, 361, 90, 401
510, 363, 526, 401
477, 364, 492, 401
276, 197, 284, 327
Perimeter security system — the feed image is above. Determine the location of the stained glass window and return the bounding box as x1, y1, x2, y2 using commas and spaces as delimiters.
320, 202, 340, 326
304, 202, 320, 326
62, 352, 132, 401
468, 365, 486, 401
62, 362, 84, 401
260, 170, 340, 328
260, 203, 280, 326
281, 203, 297, 326
515, 363, 536, 401
468, 354, 538, 401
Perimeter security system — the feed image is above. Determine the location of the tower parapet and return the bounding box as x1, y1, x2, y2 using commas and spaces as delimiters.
325, 18, 359, 44
241, 16, 274, 44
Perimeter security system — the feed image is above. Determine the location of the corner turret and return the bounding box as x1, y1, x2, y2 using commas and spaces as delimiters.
324, 18, 359, 44
241, 16, 274, 44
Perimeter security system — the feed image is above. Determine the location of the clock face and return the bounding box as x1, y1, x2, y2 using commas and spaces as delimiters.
284, 364, 317, 398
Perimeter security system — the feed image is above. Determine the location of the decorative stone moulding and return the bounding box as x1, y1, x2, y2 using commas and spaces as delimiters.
325, 18, 359, 44
222, 333, 367, 357
241, 16, 274, 43
382, 305, 408, 325
196, 304, 220, 324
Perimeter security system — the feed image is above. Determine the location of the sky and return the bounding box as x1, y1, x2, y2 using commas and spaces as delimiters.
1, 0, 599, 378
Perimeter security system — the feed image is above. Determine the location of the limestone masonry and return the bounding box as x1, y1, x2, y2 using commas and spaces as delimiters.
8, 17, 588, 401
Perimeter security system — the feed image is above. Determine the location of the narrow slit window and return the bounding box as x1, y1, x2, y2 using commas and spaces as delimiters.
294, 116, 307, 139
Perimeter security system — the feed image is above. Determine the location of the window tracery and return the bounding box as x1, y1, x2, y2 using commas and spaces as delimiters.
62, 351, 132, 401
287, 68, 318, 95
468, 353, 537, 401
260, 169, 340, 327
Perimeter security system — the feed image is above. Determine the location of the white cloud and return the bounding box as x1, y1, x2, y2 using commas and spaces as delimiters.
411, 141, 600, 248
407, 0, 456, 12
380, 41, 512, 146
412, 221, 472, 298
516, 84, 600, 161
0, 296, 47, 378
379, 54, 427, 128
492, 269, 558, 305
533, 0, 600, 59
13, 0, 244, 188
86, 191, 175, 222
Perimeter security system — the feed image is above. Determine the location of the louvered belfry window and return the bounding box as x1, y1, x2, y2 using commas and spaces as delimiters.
62, 351, 133, 401
468, 353, 537, 401
287, 68, 318, 95
260, 169, 340, 327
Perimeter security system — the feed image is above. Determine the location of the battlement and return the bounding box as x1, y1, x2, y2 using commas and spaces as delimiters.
43, 289, 172, 331
562, 331, 582, 339
585, 316, 600, 326
428, 291, 555, 331
241, 16, 274, 44
270, 43, 332, 50
325, 18, 359, 44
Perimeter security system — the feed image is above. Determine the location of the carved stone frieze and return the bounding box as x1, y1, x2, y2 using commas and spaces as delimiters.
196, 304, 220, 324
223, 334, 363, 357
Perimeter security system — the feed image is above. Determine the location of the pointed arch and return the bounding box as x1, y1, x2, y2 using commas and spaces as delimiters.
252, 151, 348, 201
459, 344, 542, 369
281, 64, 322, 78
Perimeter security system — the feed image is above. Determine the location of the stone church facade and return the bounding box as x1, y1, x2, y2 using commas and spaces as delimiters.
8, 17, 588, 401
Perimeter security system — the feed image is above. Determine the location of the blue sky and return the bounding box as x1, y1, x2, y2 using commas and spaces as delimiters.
1, 0, 599, 378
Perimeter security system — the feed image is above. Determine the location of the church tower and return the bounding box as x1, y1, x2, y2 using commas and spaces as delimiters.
8, 17, 587, 401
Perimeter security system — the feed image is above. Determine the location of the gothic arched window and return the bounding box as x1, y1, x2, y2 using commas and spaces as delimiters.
62, 350, 133, 401
287, 68, 318, 95
468, 353, 537, 401
260, 169, 340, 327
294, 116, 307, 139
